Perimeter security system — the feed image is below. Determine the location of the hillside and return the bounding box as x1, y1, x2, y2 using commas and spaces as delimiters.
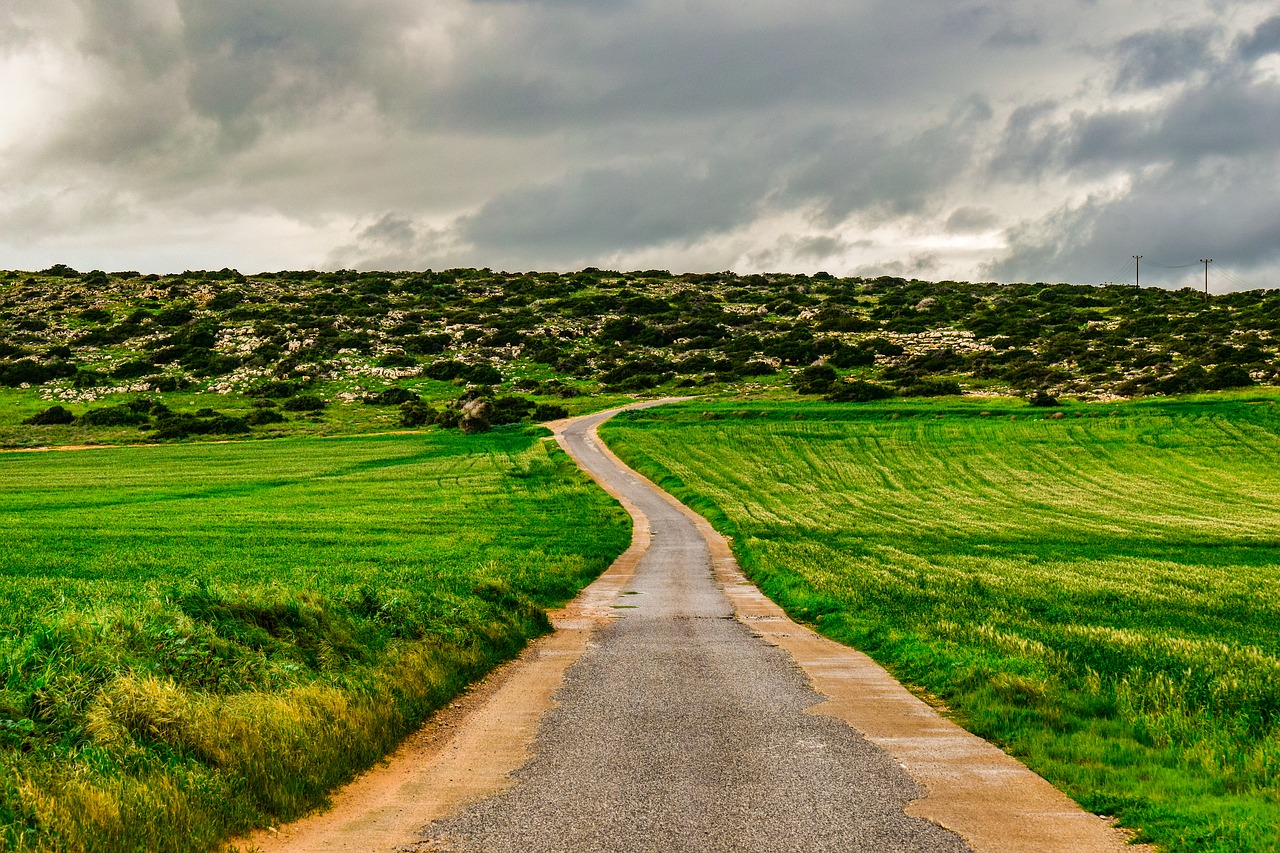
2, 265, 1279, 444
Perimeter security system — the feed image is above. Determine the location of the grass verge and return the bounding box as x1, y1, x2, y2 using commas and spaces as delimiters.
0, 428, 630, 852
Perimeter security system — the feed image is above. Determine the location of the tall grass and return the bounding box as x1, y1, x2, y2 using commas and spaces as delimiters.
0, 428, 630, 852
601, 397, 1280, 852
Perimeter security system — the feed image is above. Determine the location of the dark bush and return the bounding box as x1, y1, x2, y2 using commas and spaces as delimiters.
790, 363, 838, 395
78, 308, 112, 324
152, 412, 251, 439
824, 380, 893, 402
78, 404, 152, 426
73, 369, 104, 389
377, 353, 418, 368
0, 359, 75, 387
244, 409, 282, 425
403, 334, 451, 355
532, 403, 569, 420
1029, 391, 1061, 407
364, 388, 420, 406
735, 360, 778, 377
897, 378, 963, 398
489, 396, 535, 425
398, 401, 436, 427
425, 360, 502, 385
111, 359, 157, 379
828, 345, 876, 368
23, 405, 76, 425
283, 395, 326, 412
149, 376, 187, 392
1206, 363, 1254, 390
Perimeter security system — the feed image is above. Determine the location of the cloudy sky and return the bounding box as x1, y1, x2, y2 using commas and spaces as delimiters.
2, 0, 1279, 289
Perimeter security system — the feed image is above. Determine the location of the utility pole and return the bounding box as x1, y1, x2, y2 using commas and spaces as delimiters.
1133, 255, 1142, 288
1201, 258, 1212, 301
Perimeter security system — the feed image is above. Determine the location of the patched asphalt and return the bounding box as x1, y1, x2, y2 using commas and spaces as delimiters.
413, 408, 972, 852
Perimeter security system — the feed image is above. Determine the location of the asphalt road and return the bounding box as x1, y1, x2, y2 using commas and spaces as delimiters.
413, 406, 971, 852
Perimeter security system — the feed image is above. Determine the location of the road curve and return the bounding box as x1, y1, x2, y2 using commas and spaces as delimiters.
410, 402, 971, 852
253, 402, 1146, 853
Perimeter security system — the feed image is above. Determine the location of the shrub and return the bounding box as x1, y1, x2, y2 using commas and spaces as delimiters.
735, 360, 778, 377
78, 403, 152, 427
790, 363, 838, 395
403, 333, 452, 355
1029, 391, 1061, 407
824, 380, 893, 403
897, 378, 963, 398
0, 359, 75, 387
364, 388, 420, 406
1206, 363, 1254, 390
248, 380, 299, 399
283, 395, 326, 412
73, 369, 104, 389
23, 405, 76, 425
828, 345, 876, 368
532, 403, 569, 421
111, 359, 157, 380
398, 401, 436, 427
489, 396, 535, 425
377, 353, 418, 369
152, 412, 251, 439
78, 308, 112, 324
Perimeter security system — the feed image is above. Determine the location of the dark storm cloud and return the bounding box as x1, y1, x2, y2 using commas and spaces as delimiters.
785, 95, 994, 223
992, 71, 1280, 179
5, 0, 1280, 282
459, 157, 769, 257
1111, 26, 1215, 90
989, 20, 1280, 286
990, 156, 1280, 285
1236, 14, 1280, 60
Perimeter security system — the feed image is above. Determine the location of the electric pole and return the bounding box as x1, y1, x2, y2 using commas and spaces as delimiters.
1201, 258, 1212, 301
1133, 255, 1142, 288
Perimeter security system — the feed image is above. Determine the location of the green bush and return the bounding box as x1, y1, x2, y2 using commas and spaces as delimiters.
364, 388, 420, 406
824, 380, 893, 402
532, 403, 569, 420
790, 363, 838, 395
897, 378, 963, 397
78, 403, 152, 427
22, 405, 76, 426
283, 395, 326, 412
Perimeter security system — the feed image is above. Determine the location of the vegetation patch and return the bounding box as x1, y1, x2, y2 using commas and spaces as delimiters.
0, 429, 630, 851
3, 267, 1280, 448
601, 396, 1280, 853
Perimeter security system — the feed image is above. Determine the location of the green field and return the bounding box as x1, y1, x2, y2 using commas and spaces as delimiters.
601, 395, 1280, 852
0, 429, 630, 852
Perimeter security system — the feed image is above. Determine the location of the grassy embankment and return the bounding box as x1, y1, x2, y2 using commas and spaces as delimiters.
601, 394, 1280, 853
0, 428, 630, 852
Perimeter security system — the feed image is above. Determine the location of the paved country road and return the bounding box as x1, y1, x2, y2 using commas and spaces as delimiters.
253, 402, 1146, 853
412, 403, 972, 852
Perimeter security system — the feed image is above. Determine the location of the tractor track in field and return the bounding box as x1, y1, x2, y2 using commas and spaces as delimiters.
250, 400, 1149, 853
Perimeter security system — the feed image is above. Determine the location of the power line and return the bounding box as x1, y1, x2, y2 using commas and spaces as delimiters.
1146, 260, 1199, 269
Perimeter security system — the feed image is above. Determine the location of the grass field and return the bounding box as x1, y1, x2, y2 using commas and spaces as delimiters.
0, 428, 630, 852
601, 394, 1280, 852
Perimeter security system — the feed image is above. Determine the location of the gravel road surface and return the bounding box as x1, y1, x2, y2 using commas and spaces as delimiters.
413, 407, 971, 852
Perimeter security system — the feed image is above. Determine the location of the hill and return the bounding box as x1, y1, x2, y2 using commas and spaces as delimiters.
2, 266, 1279, 444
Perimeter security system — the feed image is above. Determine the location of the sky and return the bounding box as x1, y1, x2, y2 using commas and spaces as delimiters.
2, 0, 1279, 290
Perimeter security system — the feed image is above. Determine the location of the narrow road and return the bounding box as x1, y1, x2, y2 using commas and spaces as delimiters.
254, 402, 1145, 853
412, 405, 971, 852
